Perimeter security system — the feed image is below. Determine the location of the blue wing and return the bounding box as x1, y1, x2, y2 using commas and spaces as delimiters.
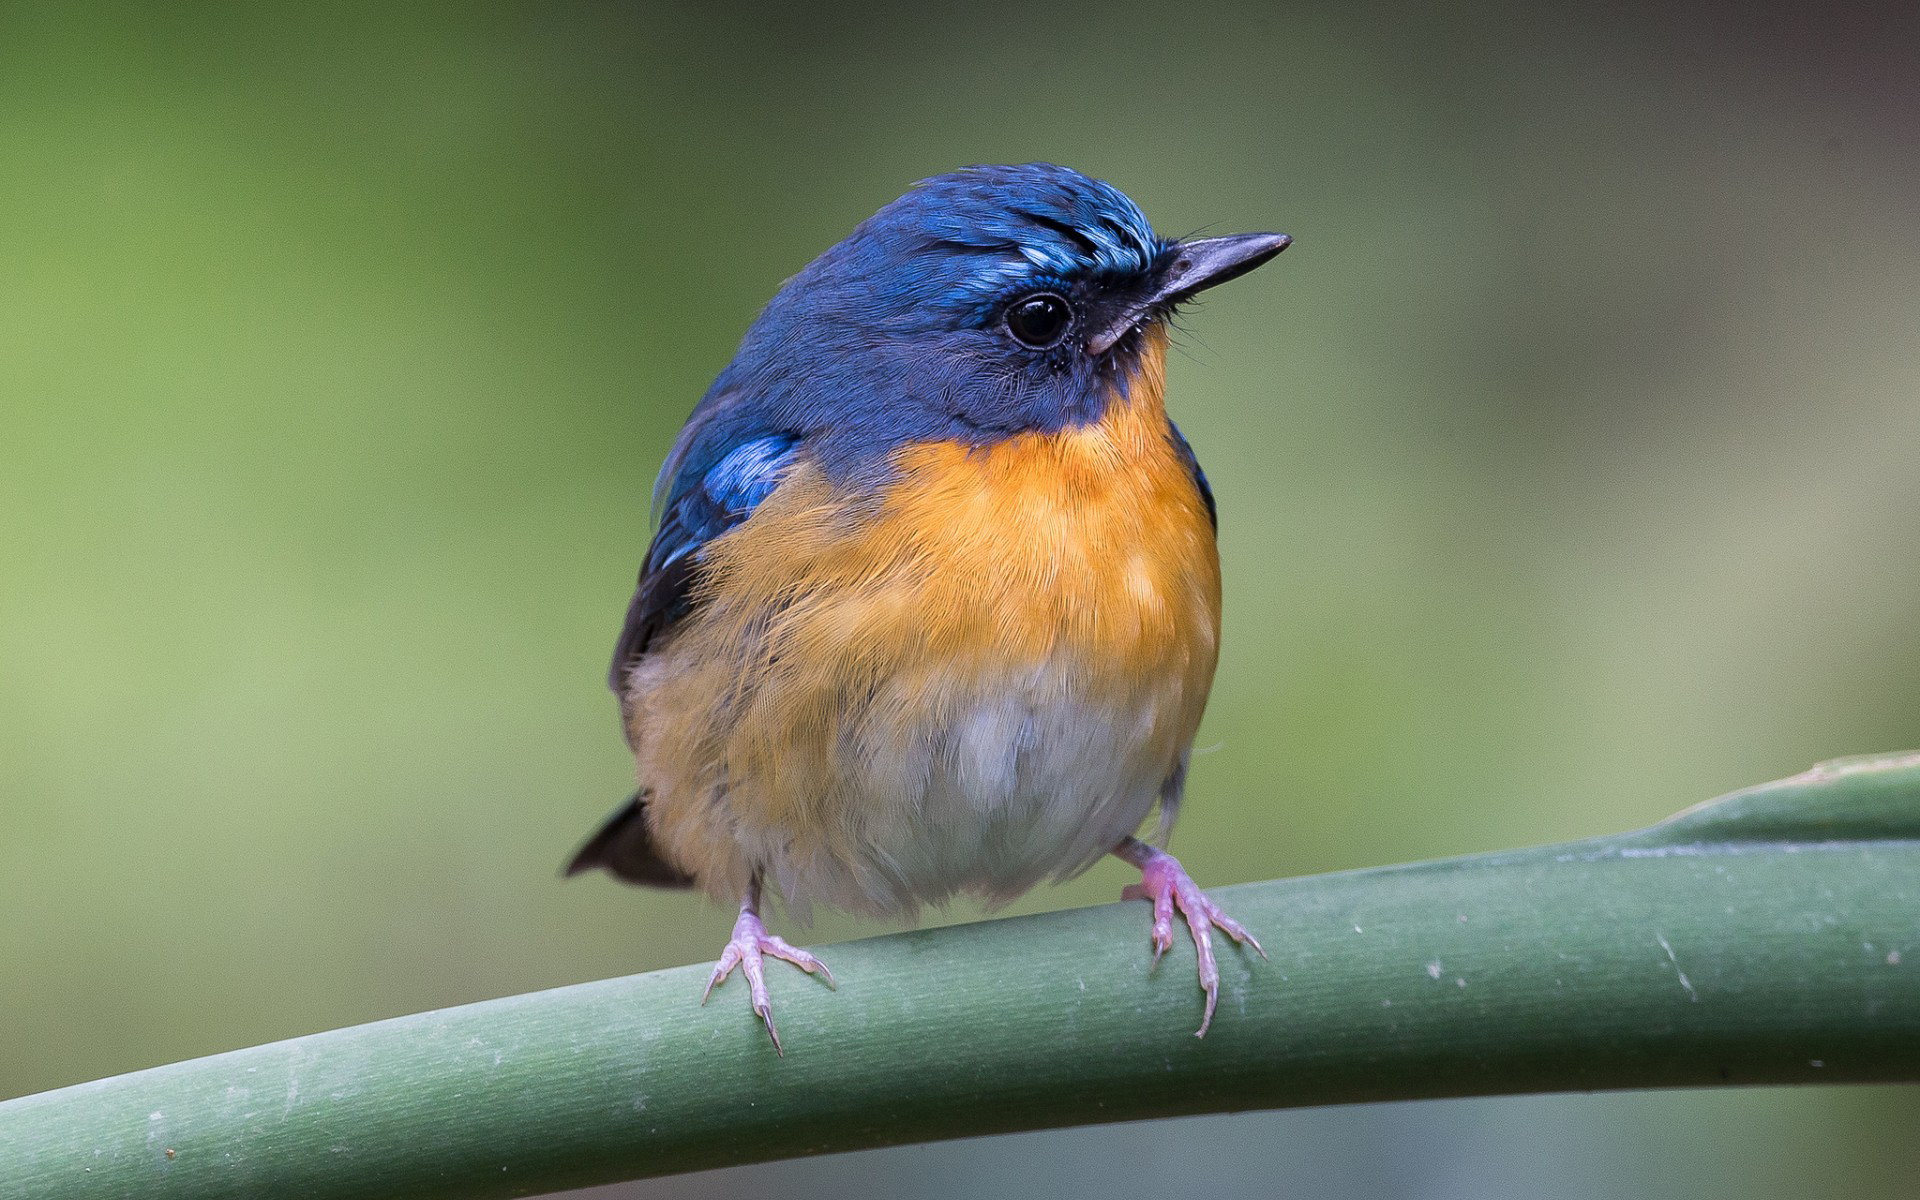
607, 431, 800, 692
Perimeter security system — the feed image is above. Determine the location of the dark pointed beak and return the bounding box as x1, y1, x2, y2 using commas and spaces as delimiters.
1087, 231, 1291, 355
1156, 232, 1293, 305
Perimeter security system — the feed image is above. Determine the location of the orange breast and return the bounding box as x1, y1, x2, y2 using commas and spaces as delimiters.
625, 328, 1222, 915
877, 345, 1219, 675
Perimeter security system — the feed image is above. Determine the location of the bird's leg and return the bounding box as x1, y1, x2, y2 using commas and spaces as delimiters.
1114, 836, 1265, 1037
701, 874, 835, 1055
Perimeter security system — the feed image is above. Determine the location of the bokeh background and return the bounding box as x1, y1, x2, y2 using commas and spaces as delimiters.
4, 2, 1917, 1196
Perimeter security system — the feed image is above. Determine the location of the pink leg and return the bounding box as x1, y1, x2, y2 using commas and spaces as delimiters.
1115, 837, 1265, 1037
701, 877, 835, 1055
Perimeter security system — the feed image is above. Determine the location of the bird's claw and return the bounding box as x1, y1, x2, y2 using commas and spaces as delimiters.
701, 908, 834, 1056
1123, 847, 1264, 1037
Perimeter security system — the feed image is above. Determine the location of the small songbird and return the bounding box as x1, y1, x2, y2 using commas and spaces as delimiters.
568, 163, 1288, 1052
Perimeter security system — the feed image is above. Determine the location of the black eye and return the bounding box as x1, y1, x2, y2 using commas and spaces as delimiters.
1004, 292, 1073, 348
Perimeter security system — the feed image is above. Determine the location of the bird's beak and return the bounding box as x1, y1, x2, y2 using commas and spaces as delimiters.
1087, 231, 1291, 355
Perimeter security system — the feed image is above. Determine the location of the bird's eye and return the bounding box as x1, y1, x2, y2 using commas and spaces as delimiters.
1004, 292, 1073, 349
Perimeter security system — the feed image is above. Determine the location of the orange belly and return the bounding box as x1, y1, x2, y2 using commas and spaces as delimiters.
625, 330, 1221, 917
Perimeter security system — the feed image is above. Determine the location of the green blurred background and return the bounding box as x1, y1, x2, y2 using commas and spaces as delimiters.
3, 2, 1917, 1196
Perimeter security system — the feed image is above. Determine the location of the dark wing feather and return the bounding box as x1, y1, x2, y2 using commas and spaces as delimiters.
582, 431, 798, 890
607, 432, 801, 694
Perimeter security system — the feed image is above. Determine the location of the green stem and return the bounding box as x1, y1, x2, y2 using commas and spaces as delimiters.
5, 754, 1919, 1199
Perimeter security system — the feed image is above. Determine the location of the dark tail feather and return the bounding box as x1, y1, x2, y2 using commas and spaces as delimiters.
564, 792, 697, 888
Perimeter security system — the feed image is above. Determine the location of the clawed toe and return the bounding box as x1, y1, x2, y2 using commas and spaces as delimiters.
759, 934, 837, 988
1115, 838, 1263, 1037
702, 898, 834, 1056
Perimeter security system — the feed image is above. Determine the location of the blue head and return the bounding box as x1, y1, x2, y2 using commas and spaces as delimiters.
663, 163, 1288, 493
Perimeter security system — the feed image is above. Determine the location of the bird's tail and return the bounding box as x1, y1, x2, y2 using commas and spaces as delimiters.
563, 791, 697, 888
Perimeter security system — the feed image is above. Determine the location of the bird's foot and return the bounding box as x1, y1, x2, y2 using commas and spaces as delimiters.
701, 906, 835, 1055
1119, 842, 1265, 1037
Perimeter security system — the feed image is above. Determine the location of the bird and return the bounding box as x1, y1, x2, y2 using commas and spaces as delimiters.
567, 162, 1289, 1053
